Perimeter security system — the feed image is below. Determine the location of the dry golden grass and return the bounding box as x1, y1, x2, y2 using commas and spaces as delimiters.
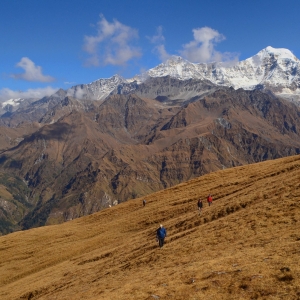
0, 155, 300, 299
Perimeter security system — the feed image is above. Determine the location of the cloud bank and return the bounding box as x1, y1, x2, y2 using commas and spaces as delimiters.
83, 15, 141, 66
11, 57, 55, 82
0, 86, 58, 102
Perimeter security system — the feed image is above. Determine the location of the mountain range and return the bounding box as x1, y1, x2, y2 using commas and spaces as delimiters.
66, 46, 300, 102
1, 47, 300, 234
1, 46, 300, 115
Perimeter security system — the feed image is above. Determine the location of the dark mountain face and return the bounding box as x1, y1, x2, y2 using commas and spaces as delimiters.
110, 76, 218, 106
1, 77, 300, 233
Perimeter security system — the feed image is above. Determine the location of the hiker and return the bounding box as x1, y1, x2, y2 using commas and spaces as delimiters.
207, 194, 213, 206
156, 224, 167, 248
197, 198, 203, 213
143, 199, 146, 207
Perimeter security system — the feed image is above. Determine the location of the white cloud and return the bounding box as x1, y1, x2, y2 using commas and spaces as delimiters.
83, 15, 141, 66
147, 26, 165, 44
180, 27, 238, 63
148, 26, 170, 62
0, 86, 58, 102
11, 57, 55, 82
154, 44, 170, 62
66, 87, 86, 100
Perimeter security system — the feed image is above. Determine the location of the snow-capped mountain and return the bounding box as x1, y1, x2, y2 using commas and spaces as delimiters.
66, 46, 300, 101
66, 74, 126, 101
140, 46, 300, 92
220, 46, 300, 91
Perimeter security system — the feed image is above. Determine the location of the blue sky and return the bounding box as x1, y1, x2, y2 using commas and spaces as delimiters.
1, 0, 300, 101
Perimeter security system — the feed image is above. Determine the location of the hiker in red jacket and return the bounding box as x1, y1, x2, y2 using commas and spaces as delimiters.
207, 194, 213, 206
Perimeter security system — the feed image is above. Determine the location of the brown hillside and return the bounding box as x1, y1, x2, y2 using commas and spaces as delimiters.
0, 154, 300, 299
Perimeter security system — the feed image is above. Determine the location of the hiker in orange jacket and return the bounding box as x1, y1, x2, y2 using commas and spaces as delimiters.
207, 194, 213, 206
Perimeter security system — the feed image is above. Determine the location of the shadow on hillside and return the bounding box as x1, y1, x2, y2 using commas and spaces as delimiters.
1, 123, 74, 155
32, 122, 74, 141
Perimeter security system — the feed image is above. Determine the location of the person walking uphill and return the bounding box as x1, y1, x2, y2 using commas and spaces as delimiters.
207, 194, 213, 206
197, 198, 203, 214
156, 224, 167, 248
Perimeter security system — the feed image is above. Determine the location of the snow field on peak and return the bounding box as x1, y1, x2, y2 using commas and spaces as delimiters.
2, 98, 23, 107
263, 46, 297, 61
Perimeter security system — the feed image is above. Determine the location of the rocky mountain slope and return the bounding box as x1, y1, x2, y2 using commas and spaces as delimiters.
1, 78, 300, 233
0, 154, 300, 299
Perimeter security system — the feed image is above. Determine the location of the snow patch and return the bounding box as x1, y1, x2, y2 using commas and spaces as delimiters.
2, 98, 24, 107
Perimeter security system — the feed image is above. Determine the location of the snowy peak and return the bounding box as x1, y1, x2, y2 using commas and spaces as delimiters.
163, 55, 190, 65
259, 46, 298, 61
90, 74, 125, 85
144, 55, 204, 81
143, 46, 300, 94
241, 47, 300, 93
67, 74, 127, 101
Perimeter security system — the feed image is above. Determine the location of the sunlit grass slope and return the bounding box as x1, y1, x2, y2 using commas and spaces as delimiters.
0, 154, 300, 299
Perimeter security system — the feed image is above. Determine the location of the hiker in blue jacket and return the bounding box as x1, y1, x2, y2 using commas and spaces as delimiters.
156, 224, 167, 248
